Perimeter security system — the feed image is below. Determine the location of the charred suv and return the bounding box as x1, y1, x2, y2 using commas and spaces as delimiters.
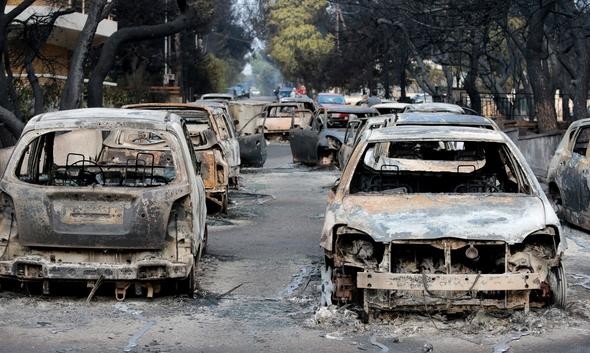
0, 108, 207, 298
321, 125, 566, 315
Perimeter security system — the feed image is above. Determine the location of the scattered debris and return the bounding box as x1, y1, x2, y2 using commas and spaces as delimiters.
324, 331, 345, 341
491, 332, 529, 353
571, 273, 590, 290
85, 275, 104, 304
369, 334, 390, 353
113, 303, 157, 352
313, 305, 360, 327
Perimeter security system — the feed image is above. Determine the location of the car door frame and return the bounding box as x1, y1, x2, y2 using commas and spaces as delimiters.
237, 112, 267, 168
289, 111, 323, 164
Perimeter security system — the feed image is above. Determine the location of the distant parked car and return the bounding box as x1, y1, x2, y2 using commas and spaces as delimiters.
0, 108, 207, 297
276, 87, 294, 99
250, 87, 261, 96
316, 93, 347, 107
548, 118, 590, 230
321, 124, 566, 315
288, 106, 378, 166
227, 84, 249, 98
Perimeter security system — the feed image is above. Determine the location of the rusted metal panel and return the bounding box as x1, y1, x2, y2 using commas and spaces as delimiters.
357, 272, 542, 291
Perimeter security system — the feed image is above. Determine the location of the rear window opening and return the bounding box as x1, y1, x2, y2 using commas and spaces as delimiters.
350, 140, 530, 194
142, 108, 215, 147
16, 129, 179, 187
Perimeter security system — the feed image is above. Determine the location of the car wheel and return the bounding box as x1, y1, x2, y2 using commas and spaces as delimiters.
548, 262, 567, 308
201, 225, 208, 256
222, 188, 229, 214
180, 255, 199, 298
320, 259, 334, 306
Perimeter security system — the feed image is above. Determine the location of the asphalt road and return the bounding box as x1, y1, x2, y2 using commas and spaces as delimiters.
1, 142, 590, 353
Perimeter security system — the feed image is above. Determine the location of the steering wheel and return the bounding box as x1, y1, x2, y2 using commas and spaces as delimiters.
69, 159, 105, 186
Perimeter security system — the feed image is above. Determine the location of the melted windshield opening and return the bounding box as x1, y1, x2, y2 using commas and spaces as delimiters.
16, 129, 178, 187
349, 140, 530, 194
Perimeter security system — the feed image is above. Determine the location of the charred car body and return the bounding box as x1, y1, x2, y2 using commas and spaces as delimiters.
0, 108, 207, 298
548, 118, 590, 230
123, 104, 231, 213
258, 103, 314, 139
289, 106, 378, 166
198, 99, 266, 169
322, 125, 566, 314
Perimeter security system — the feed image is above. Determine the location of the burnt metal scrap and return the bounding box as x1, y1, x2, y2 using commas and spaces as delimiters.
0, 108, 207, 299
548, 118, 590, 230
321, 125, 566, 314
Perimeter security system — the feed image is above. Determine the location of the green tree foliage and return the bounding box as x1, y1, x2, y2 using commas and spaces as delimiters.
267, 0, 334, 84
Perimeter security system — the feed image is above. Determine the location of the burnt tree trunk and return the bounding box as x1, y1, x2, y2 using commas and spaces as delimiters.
523, 1, 558, 131
24, 60, 43, 116
0, 0, 37, 118
60, 0, 109, 110
87, 5, 202, 107
0, 105, 25, 140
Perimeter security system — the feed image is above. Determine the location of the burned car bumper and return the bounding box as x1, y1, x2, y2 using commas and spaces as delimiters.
0, 256, 191, 281
359, 272, 546, 310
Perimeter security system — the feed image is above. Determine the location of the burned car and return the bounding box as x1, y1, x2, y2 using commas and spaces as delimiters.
548, 118, 590, 230
279, 96, 318, 112
196, 99, 266, 170
123, 103, 230, 213
321, 125, 566, 315
0, 108, 207, 298
258, 103, 314, 139
200, 93, 234, 103
289, 106, 379, 166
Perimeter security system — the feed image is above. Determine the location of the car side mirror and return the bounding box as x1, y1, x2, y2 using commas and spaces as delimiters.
328, 178, 339, 201
331, 178, 340, 192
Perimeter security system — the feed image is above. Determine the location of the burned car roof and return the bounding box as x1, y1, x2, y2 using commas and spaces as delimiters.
32, 107, 171, 123
26, 108, 177, 133
405, 103, 465, 114
122, 103, 212, 121
395, 113, 496, 128
321, 106, 378, 114
367, 125, 505, 143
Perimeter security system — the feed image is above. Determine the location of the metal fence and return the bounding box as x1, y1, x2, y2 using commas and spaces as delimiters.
459, 92, 535, 121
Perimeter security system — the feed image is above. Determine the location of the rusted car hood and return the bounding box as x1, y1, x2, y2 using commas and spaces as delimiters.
334, 194, 547, 244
